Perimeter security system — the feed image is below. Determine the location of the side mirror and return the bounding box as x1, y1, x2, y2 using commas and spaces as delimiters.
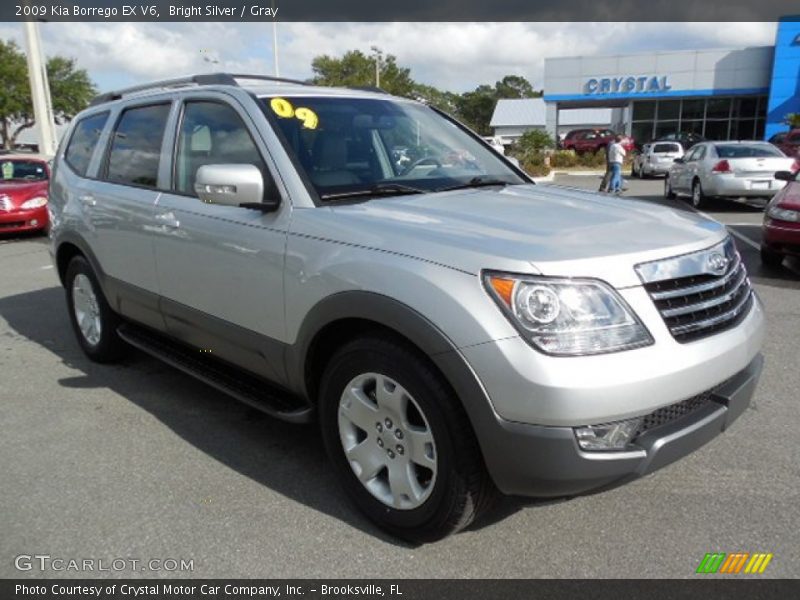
194, 164, 280, 212
673, 157, 685, 164
774, 170, 793, 181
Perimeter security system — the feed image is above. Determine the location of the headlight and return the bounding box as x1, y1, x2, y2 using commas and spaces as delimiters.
20, 196, 48, 209
484, 272, 653, 356
767, 205, 800, 222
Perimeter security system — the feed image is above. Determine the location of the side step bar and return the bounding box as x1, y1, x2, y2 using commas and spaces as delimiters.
117, 323, 312, 424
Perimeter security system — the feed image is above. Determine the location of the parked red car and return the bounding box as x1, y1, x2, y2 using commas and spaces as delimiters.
761, 168, 800, 268
561, 128, 635, 154
0, 155, 50, 235
772, 129, 800, 159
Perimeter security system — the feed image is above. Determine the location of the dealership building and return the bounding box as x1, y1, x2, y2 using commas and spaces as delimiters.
538, 17, 800, 144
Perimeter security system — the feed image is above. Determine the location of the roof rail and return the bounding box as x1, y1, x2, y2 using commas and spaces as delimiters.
88, 72, 312, 107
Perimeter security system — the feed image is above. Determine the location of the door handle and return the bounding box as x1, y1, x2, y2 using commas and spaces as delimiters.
155, 211, 180, 229
78, 194, 96, 207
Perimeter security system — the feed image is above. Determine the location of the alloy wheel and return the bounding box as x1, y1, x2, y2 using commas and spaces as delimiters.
72, 273, 102, 346
337, 372, 437, 510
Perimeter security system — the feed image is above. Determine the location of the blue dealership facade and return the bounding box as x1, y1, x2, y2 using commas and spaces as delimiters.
543, 17, 800, 143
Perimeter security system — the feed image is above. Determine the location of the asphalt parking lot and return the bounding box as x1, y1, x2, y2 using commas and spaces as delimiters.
1, 176, 798, 579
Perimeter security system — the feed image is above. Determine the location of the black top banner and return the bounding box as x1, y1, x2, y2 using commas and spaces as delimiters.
3, 0, 800, 22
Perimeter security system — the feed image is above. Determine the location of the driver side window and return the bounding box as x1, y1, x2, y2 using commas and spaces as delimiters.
175, 100, 274, 198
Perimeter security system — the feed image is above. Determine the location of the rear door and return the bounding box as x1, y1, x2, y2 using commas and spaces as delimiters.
151, 93, 291, 383
88, 101, 173, 330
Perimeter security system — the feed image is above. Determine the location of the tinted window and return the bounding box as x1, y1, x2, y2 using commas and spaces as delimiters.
714, 144, 783, 158
65, 112, 108, 177
652, 143, 680, 154
175, 101, 271, 197
106, 104, 170, 188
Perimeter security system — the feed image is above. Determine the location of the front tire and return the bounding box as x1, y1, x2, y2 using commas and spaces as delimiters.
319, 336, 496, 542
65, 255, 126, 363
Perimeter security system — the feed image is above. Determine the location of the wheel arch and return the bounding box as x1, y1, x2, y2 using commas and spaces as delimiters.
287, 291, 459, 405
55, 232, 105, 288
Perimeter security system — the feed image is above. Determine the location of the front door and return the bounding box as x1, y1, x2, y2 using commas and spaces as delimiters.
152, 97, 291, 384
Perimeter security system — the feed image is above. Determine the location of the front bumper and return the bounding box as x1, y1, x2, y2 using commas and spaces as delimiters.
483, 353, 763, 497
0, 206, 48, 233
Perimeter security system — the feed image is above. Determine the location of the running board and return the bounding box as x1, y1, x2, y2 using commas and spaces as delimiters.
117, 323, 312, 424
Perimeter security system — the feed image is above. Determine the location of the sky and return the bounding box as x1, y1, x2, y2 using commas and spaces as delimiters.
0, 21, 779, 94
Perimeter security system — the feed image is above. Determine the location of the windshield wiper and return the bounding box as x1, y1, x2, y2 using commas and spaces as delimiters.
436, 176, 515, 193
319, 182, 426, 202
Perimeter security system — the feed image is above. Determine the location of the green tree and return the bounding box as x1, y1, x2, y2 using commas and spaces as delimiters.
454, 75, 539, 135
0, 40, 96, 149
516, 129, 555, 154
454, 84, 496, 135
784, 113, 800, 129
311, 50, 415, 97
494, 75, 540, 99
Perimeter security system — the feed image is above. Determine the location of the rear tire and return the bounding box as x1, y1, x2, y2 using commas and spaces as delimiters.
65, 255, 127, 363
760, 246, 784, 268
664, 176, 676, 199
319, 335, 496, 542
691, 179, 707, 209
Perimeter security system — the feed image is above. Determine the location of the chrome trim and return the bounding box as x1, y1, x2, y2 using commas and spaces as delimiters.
635, 237, 736, 284
659, 268, 748, 318
649, 254, 742, 300
670, 290, 753, 336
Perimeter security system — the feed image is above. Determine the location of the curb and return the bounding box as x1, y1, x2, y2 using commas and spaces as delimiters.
533, 169, 606, 183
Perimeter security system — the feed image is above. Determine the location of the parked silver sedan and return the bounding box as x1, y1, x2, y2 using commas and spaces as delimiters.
632, 141, 684, 178
665, 141, 798, 208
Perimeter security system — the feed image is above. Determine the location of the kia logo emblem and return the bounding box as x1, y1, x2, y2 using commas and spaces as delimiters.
707, 253, 729, 275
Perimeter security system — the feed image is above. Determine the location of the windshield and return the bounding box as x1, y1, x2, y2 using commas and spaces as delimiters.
0, 159, 48, 183
262, 96, 525, 200
714, 144, 783, 158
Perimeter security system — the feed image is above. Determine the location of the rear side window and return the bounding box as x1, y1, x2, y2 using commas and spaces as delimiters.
64, 112, 109, 177
105, 103, 171, 189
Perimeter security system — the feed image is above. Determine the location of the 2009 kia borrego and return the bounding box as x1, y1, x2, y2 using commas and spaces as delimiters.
49, 74, 765, 542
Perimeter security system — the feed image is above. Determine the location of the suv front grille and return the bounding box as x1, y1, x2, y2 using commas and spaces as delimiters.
636, 238, 754, 343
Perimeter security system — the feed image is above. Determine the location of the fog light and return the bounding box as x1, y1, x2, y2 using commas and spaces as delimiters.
30, 219, 38, 226
575, 418, 642, 451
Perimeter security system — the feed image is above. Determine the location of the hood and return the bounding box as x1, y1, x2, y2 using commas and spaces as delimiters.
0, 180, 48, 207
295, 183, 727, 288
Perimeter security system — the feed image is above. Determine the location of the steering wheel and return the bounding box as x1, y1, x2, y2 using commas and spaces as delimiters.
400, 156, 442, 176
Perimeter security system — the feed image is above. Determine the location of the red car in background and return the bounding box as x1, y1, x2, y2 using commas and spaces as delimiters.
561, 128, 635, 154
772, 129, 800, 159
0, 155, 50, 235
761, 168, 800, 268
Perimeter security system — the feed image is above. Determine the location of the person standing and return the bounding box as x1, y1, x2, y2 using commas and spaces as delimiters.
608, 135, 626, 194
598, 142, 611, 192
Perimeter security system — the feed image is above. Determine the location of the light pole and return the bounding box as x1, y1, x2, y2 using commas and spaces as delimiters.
371, 46, 383, 88
272, 0, 279, 76
22, 20, 57, 156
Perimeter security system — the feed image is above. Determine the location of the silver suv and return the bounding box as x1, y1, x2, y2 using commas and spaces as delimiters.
49, 74, 765, 542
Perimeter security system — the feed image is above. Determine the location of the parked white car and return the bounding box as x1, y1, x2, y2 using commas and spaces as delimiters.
632, 141, 684, 178
665, 141, 798, 208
